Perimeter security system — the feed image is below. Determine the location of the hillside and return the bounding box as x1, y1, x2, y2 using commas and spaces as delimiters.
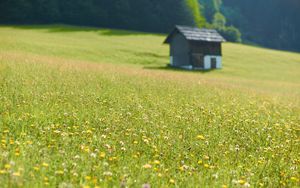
0, 25, 299, 187
1, 0, 300, 52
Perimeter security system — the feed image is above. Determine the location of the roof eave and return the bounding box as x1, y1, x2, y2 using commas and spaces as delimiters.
187, 39, 226, 43
163, 28, 180, 44
164, 25, 226, 44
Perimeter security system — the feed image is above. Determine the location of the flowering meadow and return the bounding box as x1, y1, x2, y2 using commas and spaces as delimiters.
0, 25, 299, 187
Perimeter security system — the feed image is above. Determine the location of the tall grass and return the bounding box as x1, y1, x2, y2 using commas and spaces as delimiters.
0, 25, 299, 187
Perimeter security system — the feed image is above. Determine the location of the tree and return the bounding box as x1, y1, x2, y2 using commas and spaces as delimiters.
186, 0, 206, 28
212, 12, 226, 28
218, 26, 241, 42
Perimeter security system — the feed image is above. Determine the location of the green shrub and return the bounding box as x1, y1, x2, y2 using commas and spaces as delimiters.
217, 25, 242, 42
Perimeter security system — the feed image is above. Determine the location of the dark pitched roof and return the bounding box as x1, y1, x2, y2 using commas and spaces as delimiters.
164, 25, 226, 44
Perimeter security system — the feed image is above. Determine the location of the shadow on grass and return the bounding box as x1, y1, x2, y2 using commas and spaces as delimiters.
6, 24, 96, 32
7, 24, 163, 36
99, 29, 150, 36
136, 52, 167, 59
119, 49, 168, 59
144, 65, 216, 73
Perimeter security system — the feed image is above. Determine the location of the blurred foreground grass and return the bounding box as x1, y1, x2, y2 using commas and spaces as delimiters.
0, 25, 299, 187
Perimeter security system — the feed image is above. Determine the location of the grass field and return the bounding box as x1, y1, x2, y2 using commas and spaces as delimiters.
0, 25, 299, 187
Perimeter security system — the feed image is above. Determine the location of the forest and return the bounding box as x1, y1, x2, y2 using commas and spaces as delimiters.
204, 0, 300, 52
0, 0, 197, 33
0, 0, 299, 52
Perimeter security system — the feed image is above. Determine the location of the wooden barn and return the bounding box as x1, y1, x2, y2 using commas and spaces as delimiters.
164, 25, 226, 70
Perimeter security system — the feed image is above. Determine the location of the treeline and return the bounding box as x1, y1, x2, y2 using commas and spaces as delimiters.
200, 0, 300, 52
1, 0, 300, 51
0, 0, 204, 33
223, 0, 300, 52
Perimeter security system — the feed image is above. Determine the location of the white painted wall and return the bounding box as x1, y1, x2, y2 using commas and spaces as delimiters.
204, 55, 222, 69
204, 57, 211, 69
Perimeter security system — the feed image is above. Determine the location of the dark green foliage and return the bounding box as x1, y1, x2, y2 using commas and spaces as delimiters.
212, 12, 226, 28
0, 0, 195, 33
217, 26, 242, 43
186, 0, 206, 28
199, 0, 241, 43
199, 0, 221, 22
199, 0, 300, 51
222, 0, 300, 52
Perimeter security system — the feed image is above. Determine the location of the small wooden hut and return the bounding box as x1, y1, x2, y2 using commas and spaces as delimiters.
164, 25, 225, 70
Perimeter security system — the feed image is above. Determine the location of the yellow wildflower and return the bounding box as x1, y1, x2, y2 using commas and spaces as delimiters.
109, 157, 117, 161
143, 164, 152, 169
42, 163, 49, 167
99, 152, 106, 158
197, 135, 205, 140
55, 170, 64, 175
93, 178, 98, 184
238, 180, 246, 185
26, 141, 33, 145
179, 165, 189, 171
4, 164, 11, 169
85, 176, 92, 181
12, 172, 21, 177
290, 177, 299, 182
86, 130, 92, 134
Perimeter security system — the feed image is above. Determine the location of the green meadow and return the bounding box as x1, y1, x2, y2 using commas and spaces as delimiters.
0, 25, 299, 187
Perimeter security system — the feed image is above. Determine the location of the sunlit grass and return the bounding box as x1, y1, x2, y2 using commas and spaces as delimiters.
0, 25, 299, 187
